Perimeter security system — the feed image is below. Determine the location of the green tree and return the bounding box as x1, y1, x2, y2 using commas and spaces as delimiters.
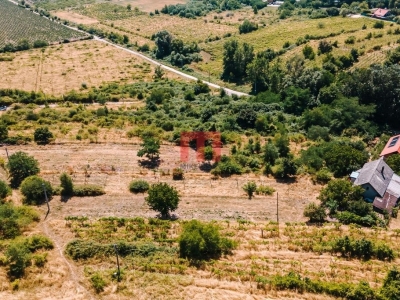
7, 152, 40, 188
318, 179, 364, 213
137, 137, 160, 159
302, 44, 315, 60
33, 127, 53, 145
179, 220, 235, 260
386, 154, 400, 174
274, 134, 290, 157
263, 140, 279, 165
153, 65, 165, 80
60, 173, 73, 197
243, 181, 257, 199
303, 203, 326, 223
20, 176, 53, 205
6, 242, 30, 279
324, 144, 368, 177
204, 146, 214, 161
129, 179, 150, 194
154, 30, 173, 58
0, 124, 8, 142
145, 183, 179, 218
318, 40, 333, 54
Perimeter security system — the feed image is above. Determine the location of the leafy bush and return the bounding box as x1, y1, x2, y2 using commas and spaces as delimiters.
239, 19, 258, 34
315, 168, 332, 184
373, 21, 384, 29
7, 152, 40, 188
256, 185, 275, 195
179, 220, 236, 260
24, 235, 54, 252
91, 273, 106, 293
60, 173, 74, 197
33, 127, 53, 145
0, 180, 11, 202
73, 185, 105, 197
129, 180, 150, 194
172, 168, 184, 180
304, 203, 326, 223
65, 239, 167, 260
20, 176, 53, 205
6, 242, 30, 279
243, 181, 257, 199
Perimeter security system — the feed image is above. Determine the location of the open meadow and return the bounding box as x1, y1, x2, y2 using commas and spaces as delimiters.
0, 39, 182, 95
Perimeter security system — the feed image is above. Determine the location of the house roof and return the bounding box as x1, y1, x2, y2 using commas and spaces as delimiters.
373, 192, 399, 213
380, 134, 400, 157
373, 8, 391, 17
354, 158, 394, 197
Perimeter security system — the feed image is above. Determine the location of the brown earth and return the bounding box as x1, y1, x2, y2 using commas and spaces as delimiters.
0, 40, 181, 95
110, 0, 187, 12
54, 11, 99, 25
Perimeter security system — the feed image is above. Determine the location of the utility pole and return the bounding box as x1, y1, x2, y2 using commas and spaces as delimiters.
277, 192, 279, 236
113, 244, 121, 282
42, 183, 50, 216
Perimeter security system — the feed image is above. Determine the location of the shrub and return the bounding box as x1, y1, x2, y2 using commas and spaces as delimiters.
7, 152, 40, 188
145, 183, 180, 218
179, 220, 236, 260
129, 180, 149, 194
0, 180, 11, 202
32, 253, 47, 267
91, 272, 106, 293
73, 185, 105, 197
239, 19, 258, 34
24, 235, 53, 252
60, 173, 74, 197
33, 127, 53, 145
303, 203, 326, 223
315, 168, 332, 184
6, 242, 30, 279
373, 21, 384, 29
172, 168, 184, 180
0, 218, 20, 239
256, 185, 275, 195
344, 36, 356, 44
20, 176, 53, 205
243, 181, 257, 199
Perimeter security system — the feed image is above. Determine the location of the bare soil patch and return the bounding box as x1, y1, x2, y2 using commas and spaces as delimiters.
54, 11, 99, 25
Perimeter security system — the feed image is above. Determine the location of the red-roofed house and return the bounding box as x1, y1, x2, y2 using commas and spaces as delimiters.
372, 8, 392, 19
380, 135, 400, 158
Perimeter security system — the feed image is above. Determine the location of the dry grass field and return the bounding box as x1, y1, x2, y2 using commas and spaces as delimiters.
0, 39, 181, 95
0, 142, 398, 299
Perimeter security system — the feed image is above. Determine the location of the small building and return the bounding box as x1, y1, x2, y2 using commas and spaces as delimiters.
351, 158, 400, 214
372, 8, 392, 19
380, 134, 400, 158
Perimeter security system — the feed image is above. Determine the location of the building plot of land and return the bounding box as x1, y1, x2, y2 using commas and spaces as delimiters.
0, 39, 181, 95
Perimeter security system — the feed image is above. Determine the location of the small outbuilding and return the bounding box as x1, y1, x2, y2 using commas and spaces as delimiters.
372, 8, 392, 19
380, 135, 400, 158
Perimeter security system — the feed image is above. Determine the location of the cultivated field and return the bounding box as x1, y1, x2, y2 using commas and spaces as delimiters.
54, 3, 400, 89
0, 0, 88, 49
0, 39, 181, 95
